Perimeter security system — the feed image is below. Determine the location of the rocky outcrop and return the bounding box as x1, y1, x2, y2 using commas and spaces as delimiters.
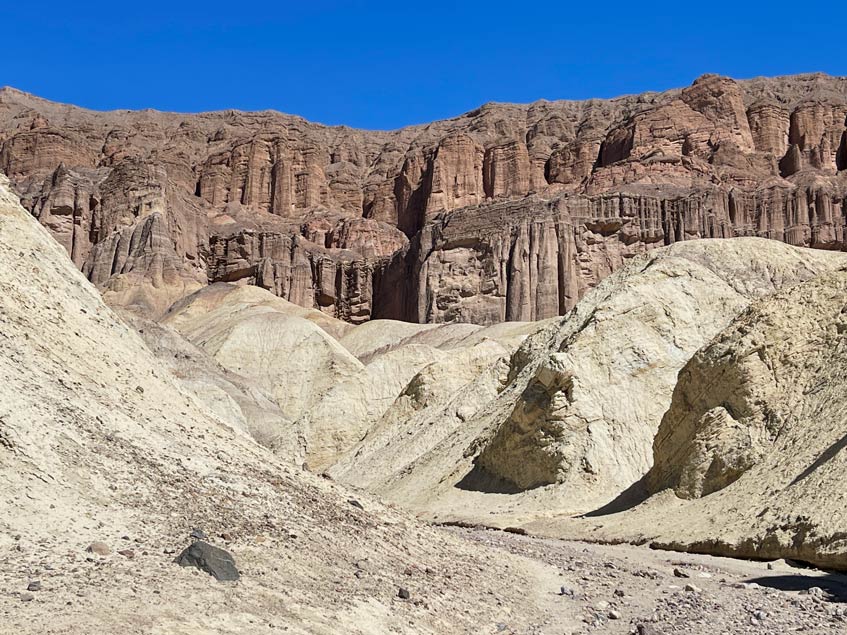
470, 239, 846, 499
1, 75, 846, 322
622, 268, 847, 568
394, 177, 847, 324
325, 238, 847, 524
747, 102, 790, 156
206, 218, 406, 324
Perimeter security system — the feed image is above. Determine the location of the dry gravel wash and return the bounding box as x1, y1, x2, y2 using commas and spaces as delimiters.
5, 524, 847, 635
452, 527, 847, 635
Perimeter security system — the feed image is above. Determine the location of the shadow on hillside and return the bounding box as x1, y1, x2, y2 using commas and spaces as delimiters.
790, 431, 847, 485
744, 573, 847, 602
455, 463, 525, 494
582, 476, 652, 517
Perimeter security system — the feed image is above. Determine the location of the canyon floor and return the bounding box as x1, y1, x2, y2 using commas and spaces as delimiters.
6, 521, 847, 635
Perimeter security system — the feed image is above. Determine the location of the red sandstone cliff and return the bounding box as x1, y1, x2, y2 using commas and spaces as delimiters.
1, 73, 845, 322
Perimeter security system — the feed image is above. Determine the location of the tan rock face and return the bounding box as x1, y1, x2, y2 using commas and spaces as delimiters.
630, 268, 847, 569
326, 238, 847, 530
483, 140, 531, 198
1, 75, 846, 322
467, 239, 846, 502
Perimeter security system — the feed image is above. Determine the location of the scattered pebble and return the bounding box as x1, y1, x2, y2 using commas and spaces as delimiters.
86, 541, 110, 556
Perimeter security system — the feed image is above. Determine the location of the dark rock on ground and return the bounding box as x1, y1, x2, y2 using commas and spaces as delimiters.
174, 541, 240, 582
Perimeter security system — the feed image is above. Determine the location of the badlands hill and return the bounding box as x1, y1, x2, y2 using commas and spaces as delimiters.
0, 176, 577, 633
1, 74, 846, 324
91, 217, 847, 576
328, 238, 847, 523
522, 266, 847, 572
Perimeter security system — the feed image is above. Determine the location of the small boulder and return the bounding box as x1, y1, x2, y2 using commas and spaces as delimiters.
175, 541, 239, 582
27, 581, 41, 592
735, 582, 761, 590
398, 587, 410, 600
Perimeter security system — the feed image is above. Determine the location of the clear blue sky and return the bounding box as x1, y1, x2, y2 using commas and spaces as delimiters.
4, 1, 844, 130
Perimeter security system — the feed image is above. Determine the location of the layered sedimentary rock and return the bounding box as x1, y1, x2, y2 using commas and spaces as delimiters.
1, 73, 846, 322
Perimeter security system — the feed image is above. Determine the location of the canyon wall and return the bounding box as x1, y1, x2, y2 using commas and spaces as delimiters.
1, 73, 846, 322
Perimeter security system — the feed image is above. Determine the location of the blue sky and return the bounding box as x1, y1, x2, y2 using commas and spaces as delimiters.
4, 1, 844, 130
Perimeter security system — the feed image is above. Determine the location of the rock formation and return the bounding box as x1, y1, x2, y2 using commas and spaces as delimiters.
600, 267, 847, 569
328, 238, 847, 520
1, 73, 846, 322
158, 281, 545, 470
471, 239, 845, 500
0, 174, 579, 634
